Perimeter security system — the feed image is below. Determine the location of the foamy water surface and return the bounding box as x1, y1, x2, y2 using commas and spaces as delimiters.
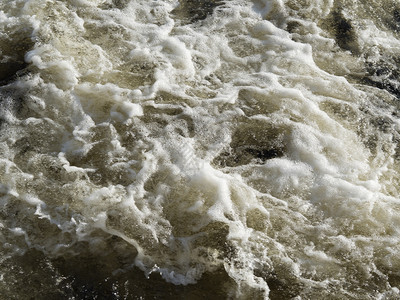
1, 0, 400, 298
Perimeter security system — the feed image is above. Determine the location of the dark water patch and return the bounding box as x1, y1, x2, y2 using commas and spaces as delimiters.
244, 147, 283, 161
238, 88, 281, 116
192, 222, 232, 256
0, 27, 33, 129
267, 275, 302, 300
0, 250, 69, 299
389, 9, 400, 32
98, 0, 129, 10
286, 20, 302, 34
378, 6, 400, 33
111, 0, 129, 9
369, 115, 394, 133
12, 119, 64, 155
214, 120, 287, 167
393, 136, 400, 160
171, 0, 225, 24
0, 243, 234, 299
323, 9, 359, 54
0, 28, 33, 86
388, 271, 400, 289
355, 101, 400, 159
362, 57, 400, 98
319, 101, 358, 124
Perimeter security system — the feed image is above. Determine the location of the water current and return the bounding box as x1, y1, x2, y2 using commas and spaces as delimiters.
1, 0, 400, 299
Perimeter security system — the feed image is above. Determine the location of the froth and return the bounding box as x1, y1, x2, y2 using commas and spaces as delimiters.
1, 0, 400, 298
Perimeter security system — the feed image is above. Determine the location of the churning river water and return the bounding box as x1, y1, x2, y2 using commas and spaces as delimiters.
2, 0, 400, 299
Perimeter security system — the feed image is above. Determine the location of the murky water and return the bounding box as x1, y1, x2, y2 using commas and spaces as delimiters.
1, 0, 400, 299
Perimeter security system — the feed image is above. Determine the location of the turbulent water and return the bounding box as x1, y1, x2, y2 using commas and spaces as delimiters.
2, 0, 400, 299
